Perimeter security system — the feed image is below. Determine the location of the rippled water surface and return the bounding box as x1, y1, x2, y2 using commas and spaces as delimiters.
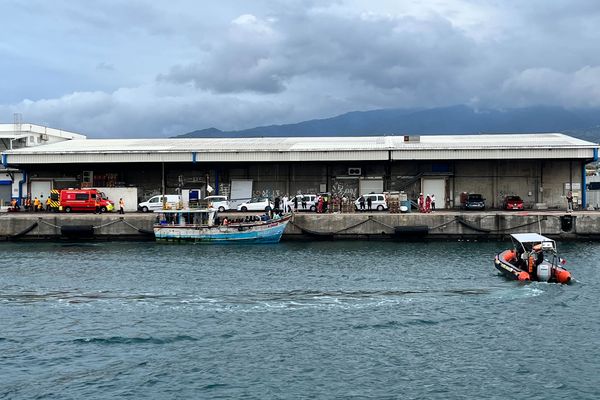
1, 240, 599, 399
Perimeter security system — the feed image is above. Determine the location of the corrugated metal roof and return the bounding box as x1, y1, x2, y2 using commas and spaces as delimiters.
3, 133, 597, 164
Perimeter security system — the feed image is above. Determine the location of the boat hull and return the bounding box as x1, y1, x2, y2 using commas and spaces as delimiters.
154, 218, 289, 244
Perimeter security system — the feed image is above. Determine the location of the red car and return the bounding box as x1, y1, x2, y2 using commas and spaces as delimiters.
503, 195, 524, 210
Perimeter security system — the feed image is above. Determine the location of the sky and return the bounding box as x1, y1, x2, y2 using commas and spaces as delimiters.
1, 0, 600, 138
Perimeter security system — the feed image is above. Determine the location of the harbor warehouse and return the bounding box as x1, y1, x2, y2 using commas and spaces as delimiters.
2, 133, 598, 209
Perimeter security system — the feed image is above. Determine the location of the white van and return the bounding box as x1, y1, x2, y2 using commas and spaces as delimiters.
354, 193, 388, 211
292, 194, 317, 211
138, 195, 181, 212
204, 195, 230, 212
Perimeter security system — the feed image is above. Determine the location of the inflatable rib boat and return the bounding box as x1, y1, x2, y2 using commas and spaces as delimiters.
494, 233, 571, 283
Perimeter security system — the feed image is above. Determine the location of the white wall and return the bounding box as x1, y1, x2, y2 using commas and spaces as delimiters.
10, 172, 26, 199
93, 187, 138, 212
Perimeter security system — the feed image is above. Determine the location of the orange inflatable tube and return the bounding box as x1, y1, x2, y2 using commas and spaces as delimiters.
555, 268, 571, 284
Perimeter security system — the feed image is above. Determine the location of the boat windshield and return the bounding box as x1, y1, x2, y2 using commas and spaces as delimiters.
509, 233, 559, 265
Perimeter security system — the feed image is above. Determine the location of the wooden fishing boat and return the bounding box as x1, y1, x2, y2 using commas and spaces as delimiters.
154, 209, 290, 244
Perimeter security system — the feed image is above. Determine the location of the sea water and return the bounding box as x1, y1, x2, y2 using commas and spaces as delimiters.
1, 241, 599, 399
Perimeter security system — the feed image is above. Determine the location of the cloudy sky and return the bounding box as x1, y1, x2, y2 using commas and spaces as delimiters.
1, 0, 600, 138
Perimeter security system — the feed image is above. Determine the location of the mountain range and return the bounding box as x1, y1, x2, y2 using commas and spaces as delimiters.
176, 105, 600, 143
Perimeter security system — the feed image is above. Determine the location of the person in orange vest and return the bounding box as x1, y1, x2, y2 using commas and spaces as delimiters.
33, 197, 40, 212
525, 244, 544, 279
45, 196, 52, 212
503, 249, 517, 264
10, 198, 20, 211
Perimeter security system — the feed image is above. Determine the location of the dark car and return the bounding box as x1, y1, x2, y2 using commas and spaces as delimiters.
503, 195, 524, 210
463, 193, 486, 210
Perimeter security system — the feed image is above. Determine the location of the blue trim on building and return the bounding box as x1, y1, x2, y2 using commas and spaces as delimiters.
192, 152, 197, 164
1, 154, 7, 168
0, 180, 12, 185
18, 171, 27, 205
594, 148, 598, 162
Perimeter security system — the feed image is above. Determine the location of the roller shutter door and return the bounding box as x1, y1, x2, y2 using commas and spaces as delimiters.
359, 179, 383, 195
230, 179, 253, 208
421, 178, 446, 209
0, 183, 11, 206
30, 180, 52, 202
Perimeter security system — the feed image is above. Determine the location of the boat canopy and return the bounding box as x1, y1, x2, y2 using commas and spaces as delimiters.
510, 233, 552, 243
510, 233, 557, 253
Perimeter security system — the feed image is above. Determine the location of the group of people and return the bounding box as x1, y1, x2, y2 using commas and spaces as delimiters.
7, 196, 125, 213
417, 193, 436, 213
219, 210, 285, 226
8, 196, 50, 212
274, 194, 334, 213
503, 244, 544, 278
357, 196, 369, 211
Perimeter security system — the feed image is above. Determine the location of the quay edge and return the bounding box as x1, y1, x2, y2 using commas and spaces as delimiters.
0, 211, 597, 241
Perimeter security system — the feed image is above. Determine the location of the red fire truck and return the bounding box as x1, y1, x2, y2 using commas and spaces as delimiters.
59, 189, 114, 213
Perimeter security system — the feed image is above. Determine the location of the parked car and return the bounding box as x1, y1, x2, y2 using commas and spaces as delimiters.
204, 195, 230, 212
292, 194, 317, 211
463, 193, 486, 210
354, 193, 388, 211
503, 195, 524, 210
237, 197, 274, 212
138, 194, 181, 212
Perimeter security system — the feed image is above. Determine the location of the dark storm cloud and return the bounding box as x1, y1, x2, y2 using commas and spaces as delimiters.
159, 10, 477, 100
2, 0, 600, 137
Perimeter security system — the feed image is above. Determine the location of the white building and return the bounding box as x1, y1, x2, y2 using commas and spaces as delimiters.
0, 123, 85, 206
3, 133, 598, 209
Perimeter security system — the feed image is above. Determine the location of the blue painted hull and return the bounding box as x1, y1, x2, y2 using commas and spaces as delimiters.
154, 217, 289, 244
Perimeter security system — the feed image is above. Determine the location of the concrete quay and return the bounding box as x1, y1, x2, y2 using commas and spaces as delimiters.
0, 210, 597, 241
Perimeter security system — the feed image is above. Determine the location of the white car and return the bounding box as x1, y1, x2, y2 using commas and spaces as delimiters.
292, 194, 317, 211
138, 194, 181, 212
354, 193, 388, 211
204, 195, 230, 212
236, 198, 274, 212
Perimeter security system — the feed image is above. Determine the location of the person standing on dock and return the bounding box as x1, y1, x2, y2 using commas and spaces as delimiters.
119, 198, 125, 214
282, 195, 289, 213
274, 196, 281, 213
33, 197, 40, 212
431, 194, 436, 211
418, 193, 424, 213
367, 195, 373, 211
566, 191, 573, 213
425, 195, 432, 213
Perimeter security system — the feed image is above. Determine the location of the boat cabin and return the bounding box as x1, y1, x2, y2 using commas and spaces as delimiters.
155, 209, 216, 227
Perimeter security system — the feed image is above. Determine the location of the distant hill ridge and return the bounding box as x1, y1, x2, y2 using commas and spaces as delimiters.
175, 105, 600, 143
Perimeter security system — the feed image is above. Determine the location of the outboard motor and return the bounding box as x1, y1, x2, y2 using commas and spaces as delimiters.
537, 263, 551, 282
